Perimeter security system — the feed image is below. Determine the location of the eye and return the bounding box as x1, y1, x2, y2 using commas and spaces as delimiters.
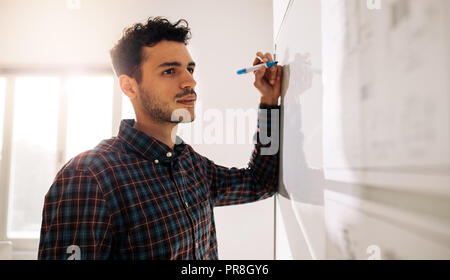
163, 68, 175, 75
188, 67, 194, 74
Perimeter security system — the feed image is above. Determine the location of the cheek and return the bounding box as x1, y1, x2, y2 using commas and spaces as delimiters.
152, 80, 178, 101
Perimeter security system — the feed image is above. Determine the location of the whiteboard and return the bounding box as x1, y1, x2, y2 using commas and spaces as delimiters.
275, 0, 450, 260
322, 0, 450, 195
275, 0, 326, 260
325, 190, 450, 259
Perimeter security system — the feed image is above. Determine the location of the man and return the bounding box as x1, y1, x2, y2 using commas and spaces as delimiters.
38, 17, 282, 260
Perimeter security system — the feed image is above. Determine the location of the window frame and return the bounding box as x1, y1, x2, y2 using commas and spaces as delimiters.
0, 66, 122, 259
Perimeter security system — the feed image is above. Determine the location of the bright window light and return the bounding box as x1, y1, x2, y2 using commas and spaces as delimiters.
8, 77, 60, 238
65, 76, 114, 161
0, 77, 5, 159
121, 94, 135, 120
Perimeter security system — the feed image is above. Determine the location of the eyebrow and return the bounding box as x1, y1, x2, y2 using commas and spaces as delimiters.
157, 61, 196, 68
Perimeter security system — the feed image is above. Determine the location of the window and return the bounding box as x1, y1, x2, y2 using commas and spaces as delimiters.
8, 77, 60, 237
0, 69, 121, 257
65, 76, 114, 161
0, 78, 5, 161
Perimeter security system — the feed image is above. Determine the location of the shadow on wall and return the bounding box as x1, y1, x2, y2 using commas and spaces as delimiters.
276, 50, 327, 259
278, 52, 325, 205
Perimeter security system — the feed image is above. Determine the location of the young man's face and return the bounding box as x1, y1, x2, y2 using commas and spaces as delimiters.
135, 40, 197, 123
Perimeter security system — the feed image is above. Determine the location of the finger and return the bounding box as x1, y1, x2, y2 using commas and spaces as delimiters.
264, 51, 275, 64
264, 52, 276, 84
269, 69, 276, 85
253, 56, 262, 66
255, 52, 266, 67
256, 51, 265, 60
254, 64, 266, 88
254, 51, 265, 66
257, 51, 269, 64
255, 52, 268, 78
264, 52, 274, 62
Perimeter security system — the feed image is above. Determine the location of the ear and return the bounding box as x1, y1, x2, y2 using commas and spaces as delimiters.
119, 75, 139, 99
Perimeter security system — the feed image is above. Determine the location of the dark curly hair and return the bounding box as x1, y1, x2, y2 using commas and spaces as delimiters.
110, 17, 191, 84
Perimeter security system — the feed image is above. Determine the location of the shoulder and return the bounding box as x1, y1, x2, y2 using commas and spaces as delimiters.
48, 137, 126, 198
62, 137, 125, 176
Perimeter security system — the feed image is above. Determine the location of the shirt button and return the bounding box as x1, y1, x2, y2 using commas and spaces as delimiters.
166, 152, 173, 157
154, 159, 159, 164
185, 202, 189, 208
195, 242, 199, 248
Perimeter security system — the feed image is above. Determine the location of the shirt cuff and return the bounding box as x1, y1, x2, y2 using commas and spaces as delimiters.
259, 103, 281, 109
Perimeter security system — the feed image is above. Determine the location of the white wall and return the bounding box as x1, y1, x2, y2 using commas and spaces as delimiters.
0, 0, 274, 260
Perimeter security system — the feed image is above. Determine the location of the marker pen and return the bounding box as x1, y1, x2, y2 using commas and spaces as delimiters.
236, 61, 278, 75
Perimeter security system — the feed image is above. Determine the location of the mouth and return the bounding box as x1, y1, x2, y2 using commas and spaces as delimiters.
177, 94, 196, 106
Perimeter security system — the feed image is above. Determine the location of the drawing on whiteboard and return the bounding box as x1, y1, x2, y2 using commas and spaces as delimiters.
322, 0, 450, 193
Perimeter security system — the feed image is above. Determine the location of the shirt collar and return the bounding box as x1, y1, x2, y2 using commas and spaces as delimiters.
117, 119, 187, 163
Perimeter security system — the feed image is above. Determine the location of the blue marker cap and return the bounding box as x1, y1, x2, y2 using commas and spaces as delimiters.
237, 69, 247, 75
236, 61, 278, 75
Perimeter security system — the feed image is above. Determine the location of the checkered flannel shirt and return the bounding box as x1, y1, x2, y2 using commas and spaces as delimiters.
38, 104, 280, 259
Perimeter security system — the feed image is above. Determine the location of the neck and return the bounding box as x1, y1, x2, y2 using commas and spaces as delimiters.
133, 117, 178, 150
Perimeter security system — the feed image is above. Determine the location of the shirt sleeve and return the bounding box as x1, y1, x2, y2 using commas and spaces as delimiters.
203, 104, 280, 207
38, 168, 113, 260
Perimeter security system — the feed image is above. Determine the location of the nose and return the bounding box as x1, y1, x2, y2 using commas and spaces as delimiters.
180, 69, 197, 90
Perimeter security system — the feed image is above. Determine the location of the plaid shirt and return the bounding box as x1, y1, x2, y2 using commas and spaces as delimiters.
38, 105, 279, 260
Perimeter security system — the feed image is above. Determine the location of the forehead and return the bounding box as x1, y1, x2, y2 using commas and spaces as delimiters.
141, 40, 193, 66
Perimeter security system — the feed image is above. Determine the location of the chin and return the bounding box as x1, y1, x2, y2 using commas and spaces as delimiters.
171, 105, 195, 123
170, 110, 195, 123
